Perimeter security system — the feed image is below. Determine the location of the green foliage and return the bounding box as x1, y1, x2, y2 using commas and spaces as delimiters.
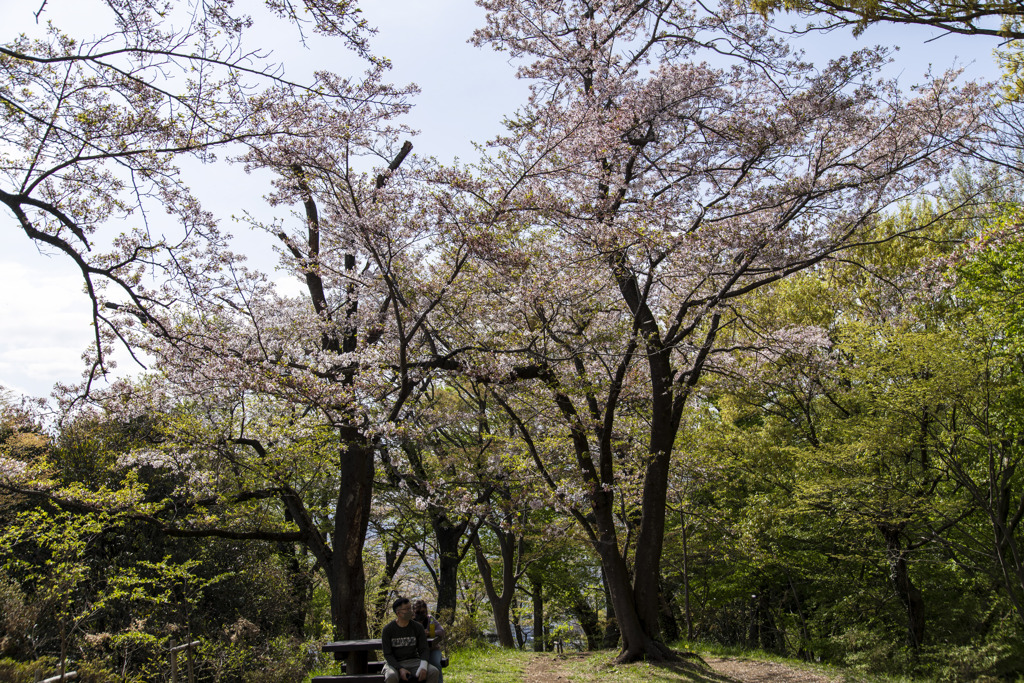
751, 0, 1024, 41
0, 396, 330, 681
0, 657, 57, 683
0, 656, 120, 683
442, 609, 493, 651
660, 191, 1024, 680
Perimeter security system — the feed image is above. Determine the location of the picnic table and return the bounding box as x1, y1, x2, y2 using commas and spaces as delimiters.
312, 638, 446, 683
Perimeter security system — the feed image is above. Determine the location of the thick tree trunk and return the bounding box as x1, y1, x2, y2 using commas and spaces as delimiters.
609, 281, 717, 654
516, 316, 715, 662
484, 590, 515, 647
631, 385, 676, 642
590, 490, 671, 662
296, 143, 413, 674
432, 513, 468, 622
331, 436, 375, 672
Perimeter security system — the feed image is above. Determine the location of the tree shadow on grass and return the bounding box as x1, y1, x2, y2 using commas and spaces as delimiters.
646, 658, 741, 682
584, 653, 741, 682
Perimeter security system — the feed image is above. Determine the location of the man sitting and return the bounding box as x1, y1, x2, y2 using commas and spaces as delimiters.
381, 597, 440, 683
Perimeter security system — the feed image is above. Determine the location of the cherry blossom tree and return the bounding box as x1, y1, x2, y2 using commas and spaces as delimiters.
1, 2, 453, 652
377, 381, 498, 623
2, 0, 514, 655
72, 93, 528, 666
467, 0, 986, 662
0, 0, 397, 390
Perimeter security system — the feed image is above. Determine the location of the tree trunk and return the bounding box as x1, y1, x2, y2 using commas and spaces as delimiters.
483, 587, 515, 647
432, 513, 469, 623
680, 510, 693, 641
570, 592, 601, 650
590, 489, 670, 662
631, 384, 676, 643
473, 526, 517, 648
532, 575, 544, 652
330, 436, 375, 671
879, 523, 925, 648
611, 271, 719, 655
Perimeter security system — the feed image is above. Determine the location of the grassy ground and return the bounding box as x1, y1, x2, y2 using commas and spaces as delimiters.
435, 643, 846, 683
443, 646, 536, 683
303, 642, 917, 683
437, 643, 932, 683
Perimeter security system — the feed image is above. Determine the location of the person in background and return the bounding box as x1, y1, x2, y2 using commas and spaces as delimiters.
412, 599, 446, 683
381, 597, 440, 683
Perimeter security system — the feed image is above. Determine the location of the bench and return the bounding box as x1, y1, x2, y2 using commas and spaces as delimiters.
332, 659, 449, 672
311, 661, 449, 682
311, 663, 448, 682
311, 640, 447, 682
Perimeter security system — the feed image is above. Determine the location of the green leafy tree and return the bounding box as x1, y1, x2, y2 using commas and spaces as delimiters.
751, 0, 1024, 40
671, 190, 1024, 677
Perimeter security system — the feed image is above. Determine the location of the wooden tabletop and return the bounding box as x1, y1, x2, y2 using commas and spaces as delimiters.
321, 639, 382, 653
321, 638, 437, 653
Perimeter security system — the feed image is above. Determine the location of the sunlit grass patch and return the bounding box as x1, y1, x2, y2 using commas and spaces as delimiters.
443, 645, 533, 683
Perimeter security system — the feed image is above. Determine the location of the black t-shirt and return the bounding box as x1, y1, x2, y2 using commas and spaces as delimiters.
381, 619, 427, 670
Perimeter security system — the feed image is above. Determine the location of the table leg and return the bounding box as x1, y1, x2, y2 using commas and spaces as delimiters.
347, 649, 368, 674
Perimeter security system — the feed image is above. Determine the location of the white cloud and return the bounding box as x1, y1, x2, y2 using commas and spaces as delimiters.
0, 254, 95, 397
273, 274, 306, 299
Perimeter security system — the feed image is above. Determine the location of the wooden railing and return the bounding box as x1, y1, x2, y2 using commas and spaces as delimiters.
168, 639, 201, 683
34, 672, 78, 683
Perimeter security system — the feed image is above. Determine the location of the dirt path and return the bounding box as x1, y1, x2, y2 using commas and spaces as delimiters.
703, 656, 841, 683
522, 653, 576, 682
522, 653, 842, 683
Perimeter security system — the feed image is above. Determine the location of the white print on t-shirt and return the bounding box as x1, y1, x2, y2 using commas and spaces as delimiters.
391, 636, 417, 647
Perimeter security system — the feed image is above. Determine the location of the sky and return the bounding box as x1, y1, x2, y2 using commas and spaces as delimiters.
0, 0, 1007, 400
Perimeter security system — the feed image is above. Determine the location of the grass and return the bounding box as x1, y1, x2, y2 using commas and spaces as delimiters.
439, 641, 921, 683
443, 646, 535, 683
438, 642, 827, 683
304, 641, 983, 683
